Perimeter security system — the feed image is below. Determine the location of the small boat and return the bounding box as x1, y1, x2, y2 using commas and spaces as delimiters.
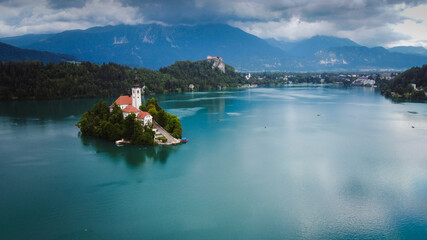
115, 139, 130, 146
180, 138, 188, 143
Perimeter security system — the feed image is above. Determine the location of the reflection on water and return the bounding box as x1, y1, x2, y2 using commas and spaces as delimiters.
80, 135, 178, 167
0, 98, 114, 119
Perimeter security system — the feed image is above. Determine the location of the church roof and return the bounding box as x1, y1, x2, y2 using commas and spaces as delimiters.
137, 111, 151, 119
113, 96, 132, 106
122, 105, 140, 113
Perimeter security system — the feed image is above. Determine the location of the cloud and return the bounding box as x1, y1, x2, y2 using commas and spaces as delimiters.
225, 1, 427, 47
387, 4, 427, 47
0, 0, 143, 37
47, 0, 86, 9
231, 18, 335, 41
0, 0, 427, 47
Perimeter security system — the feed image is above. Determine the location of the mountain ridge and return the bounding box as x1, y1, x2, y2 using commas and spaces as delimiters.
1, 24, 427, 72
0, 42, 78, 63
388, 46, 427, 56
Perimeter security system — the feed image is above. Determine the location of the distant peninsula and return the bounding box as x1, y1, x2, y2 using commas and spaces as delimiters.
378, 65, 427, 100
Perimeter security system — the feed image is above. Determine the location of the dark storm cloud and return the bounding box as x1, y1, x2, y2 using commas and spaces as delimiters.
117, 0, 427, 24
47, 0, 87, 9
0, 0, 427, 46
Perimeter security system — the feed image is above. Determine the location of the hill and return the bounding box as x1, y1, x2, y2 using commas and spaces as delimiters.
304, 46, 427, 71
159, 59, 245, 90
378, 65, 427, 100
388, 46, 427, 56
0, 42, 78, 63
287, 36, 360, 57
0, 59, 245, 100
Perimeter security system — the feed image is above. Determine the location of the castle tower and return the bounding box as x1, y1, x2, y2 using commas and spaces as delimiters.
132, 77, 142, 110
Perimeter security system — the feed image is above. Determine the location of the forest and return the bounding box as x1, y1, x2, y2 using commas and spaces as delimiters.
0, 60, 245, 100
378, 65, 427, 100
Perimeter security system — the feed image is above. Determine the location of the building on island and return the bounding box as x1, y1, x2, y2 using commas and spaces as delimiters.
131, 79, 142, 110
110, 79, 152, 126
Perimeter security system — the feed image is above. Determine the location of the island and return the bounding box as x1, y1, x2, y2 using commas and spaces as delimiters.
77, 79, 182, 145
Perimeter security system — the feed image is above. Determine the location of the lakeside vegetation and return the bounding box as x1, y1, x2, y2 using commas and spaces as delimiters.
141, 98, 182, 139
377, 65, 427, 100
0, 60, 245, 100
1, 59, 426, 102
77, 98, 182, 145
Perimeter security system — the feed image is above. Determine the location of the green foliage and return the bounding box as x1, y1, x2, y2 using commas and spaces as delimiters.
165, 114, 182, 139
77, 101, 156, 145
159, 60, 246, 90
378, 65, 427, 100
0, 61, 133, 100
0, 59, 247, 100
156, 136, 167, 143
156, 110, 168, 127
141, 97, 182, 139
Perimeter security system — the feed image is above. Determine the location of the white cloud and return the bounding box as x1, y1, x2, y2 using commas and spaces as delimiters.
1, 0, 427, 48
388, 5, 427, 47
229, 2, 427, 47
0, 0, 143, 37
231, 18, 335, 41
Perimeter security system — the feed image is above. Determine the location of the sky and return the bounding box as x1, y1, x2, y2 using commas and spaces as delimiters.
0, 0, 427, 48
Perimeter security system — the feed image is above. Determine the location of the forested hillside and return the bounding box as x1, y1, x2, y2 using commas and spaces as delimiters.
159, 60, 245, 91
0, 59, 245, 100
378, 65, 427, 100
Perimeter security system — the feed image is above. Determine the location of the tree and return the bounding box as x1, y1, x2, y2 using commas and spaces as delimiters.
165, 115, 182, 139
122, 113, 137, 140
156, 109, 168, 127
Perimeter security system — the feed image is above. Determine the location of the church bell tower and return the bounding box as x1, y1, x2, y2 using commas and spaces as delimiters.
132, 76, 142, 110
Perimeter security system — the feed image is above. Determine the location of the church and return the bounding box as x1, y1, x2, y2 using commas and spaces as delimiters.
110, 80, 153, 126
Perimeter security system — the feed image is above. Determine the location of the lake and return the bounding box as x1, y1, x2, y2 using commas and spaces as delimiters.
0, 86, 426, 239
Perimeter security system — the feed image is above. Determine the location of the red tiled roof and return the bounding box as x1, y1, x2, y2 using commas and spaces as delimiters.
122, 105, 140, 113
113, 96, 132, 106
137, 111, 151, 119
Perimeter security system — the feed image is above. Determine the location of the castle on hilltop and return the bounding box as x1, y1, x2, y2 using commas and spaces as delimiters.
207, 56, 225, 73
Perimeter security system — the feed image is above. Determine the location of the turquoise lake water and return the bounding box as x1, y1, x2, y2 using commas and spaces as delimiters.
0, 86, 426, 239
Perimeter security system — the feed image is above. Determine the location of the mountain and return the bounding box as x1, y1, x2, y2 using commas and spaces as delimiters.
0, 42, 78, 63
2, 24, 427, 72
303, 46, 427, 71
286, 36, 360, 57
264, 38, 296, 52
0, 24, 287, 71
0, 34, 54, 48
388, 46, 427, 56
